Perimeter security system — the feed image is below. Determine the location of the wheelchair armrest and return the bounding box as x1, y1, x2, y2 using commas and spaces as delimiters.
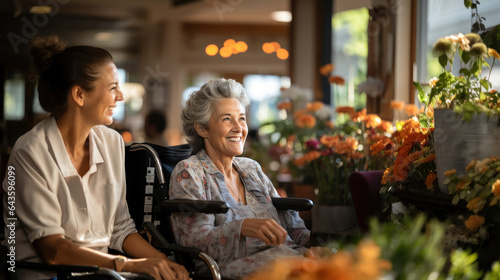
159, 199, 230, 214
143, 222, 202, 259
272, 197, 314, 211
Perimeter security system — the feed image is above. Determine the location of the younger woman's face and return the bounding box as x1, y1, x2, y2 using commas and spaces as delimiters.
83, 62, 124, 126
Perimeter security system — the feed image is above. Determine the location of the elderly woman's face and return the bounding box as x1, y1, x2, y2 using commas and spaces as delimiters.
201, 98, 247, 157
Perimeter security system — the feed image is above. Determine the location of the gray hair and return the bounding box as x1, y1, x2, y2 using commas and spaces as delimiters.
182, 78, 250, 154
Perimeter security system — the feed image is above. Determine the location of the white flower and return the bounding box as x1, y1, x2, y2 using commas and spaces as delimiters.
315, 106, 332, 119
281, 85, 312, 102
357, 77, 384, 98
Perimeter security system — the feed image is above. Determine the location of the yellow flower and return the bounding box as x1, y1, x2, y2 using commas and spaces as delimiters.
464, 215, 485, 232
489, 48, 500, 59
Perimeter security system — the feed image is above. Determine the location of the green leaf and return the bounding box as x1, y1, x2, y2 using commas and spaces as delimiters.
464, 0, 473, 8
452, 194, 460, 205
480, 79, 490, 91
438, 54, 448, 69
462, 51, 471, 64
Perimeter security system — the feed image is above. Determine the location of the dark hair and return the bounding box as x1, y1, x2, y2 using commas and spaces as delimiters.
145, 110, 167, 133
29, 36, 113, 117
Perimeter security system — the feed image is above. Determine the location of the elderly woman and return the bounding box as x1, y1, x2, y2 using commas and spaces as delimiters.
169, 79, 314, 279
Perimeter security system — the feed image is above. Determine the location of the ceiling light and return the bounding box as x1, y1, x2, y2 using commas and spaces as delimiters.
271, 11, 292, 23
94, 32, 113, 42
30, 6, 53, 14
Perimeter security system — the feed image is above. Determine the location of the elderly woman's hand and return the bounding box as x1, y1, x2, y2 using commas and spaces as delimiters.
241, 218, 288, 246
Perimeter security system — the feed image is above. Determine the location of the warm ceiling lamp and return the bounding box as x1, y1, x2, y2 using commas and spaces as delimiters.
224, 39, 236, 47
271, 42, 281, 52
235, 41, 248, 52
262, 43, 275, 54
276, 48, 289, 60
205, 44, 219, 56
220, 47, 232, 58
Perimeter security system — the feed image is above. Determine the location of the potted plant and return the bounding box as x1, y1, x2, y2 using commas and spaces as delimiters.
414, 32, 500, 192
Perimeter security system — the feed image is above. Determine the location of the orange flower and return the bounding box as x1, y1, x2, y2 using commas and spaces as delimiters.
363, 114, 382, 128
319, 63, 334, 76
320, 135, 340, 148
466, 159, 477, 171
416, 153, 435, 165
293, 109, 308, 119
443, 169, 456, 176
425, 106, 434, 118
293, 151, 322, 166
465, 215, 485, 232
277, 101, 292, 110
492, 180, 500, 196
306, 101, 324, 112
404, 104, 420, 116
381, 167, 393, 185
456, 180, 466, 191
390, 100, 405, 110
425, 173, 437, 190
329, 75, 345, 85
377, 121, 394, 133
335, 106, 356, 115
324, 120, 335, 129
350, 108, 367, 122
370, 138, 394, 156
466, 197, 486, 213
489, 48, 500, 59
295, 114, 316, 128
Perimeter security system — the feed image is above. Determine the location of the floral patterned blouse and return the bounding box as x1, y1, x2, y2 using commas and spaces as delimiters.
169, 150, 310, 279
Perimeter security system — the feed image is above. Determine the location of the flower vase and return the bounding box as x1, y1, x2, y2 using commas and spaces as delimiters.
434, 109, 500, 193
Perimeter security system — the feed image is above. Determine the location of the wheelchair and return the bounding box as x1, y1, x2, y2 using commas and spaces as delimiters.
124, 143, 314, 280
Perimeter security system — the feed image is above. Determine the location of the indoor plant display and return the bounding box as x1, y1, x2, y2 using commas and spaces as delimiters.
414, 33, 500, 192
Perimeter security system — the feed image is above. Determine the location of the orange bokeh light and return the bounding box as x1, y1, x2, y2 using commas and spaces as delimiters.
205, 44, 219, 56
262, 42, 275, 54
220, 47, 232, 58
235, 41, 248, 52
276, 48, 289, 60
224, 39, 236, 47
271, 42, 281, 51
121, 131, 133, 143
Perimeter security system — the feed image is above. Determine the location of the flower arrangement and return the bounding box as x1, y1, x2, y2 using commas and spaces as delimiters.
370, 114, 437, 195
259, 82, 391, 206
414, 32, 500, 120
243, 239, 391, 280
244, 214, 500, 279
444, 156, 500, 236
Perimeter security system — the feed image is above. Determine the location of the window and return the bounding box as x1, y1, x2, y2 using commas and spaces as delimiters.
417, 0, 500, 102
4, 71, 25, 120
331, 7, 369, 112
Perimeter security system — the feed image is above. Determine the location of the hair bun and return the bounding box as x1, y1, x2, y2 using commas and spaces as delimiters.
29, 36, 67, 74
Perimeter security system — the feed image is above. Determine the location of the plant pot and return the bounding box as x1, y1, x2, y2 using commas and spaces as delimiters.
434, 109, 500, 193
312, 205, 359, 235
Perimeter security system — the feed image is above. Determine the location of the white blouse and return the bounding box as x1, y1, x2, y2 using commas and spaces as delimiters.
2, 116, 136, 266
